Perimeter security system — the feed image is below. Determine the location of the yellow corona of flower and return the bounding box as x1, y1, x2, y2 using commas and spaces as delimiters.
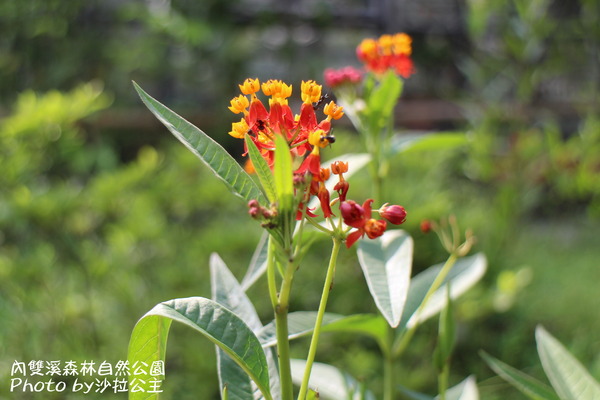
392, 33, 412, 55
307, 129, 331, 150
239, 78, 261, 95
357, 38, 378, 59
323, 101, 344, 120
262, 79, 292, 105
228, 95, 249, 114
301, 80, 322, 104
378, 34, 394, 56
229, 118, 249, 138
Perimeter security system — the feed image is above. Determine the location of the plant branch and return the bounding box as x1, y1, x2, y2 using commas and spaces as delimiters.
297, 238, 342, 400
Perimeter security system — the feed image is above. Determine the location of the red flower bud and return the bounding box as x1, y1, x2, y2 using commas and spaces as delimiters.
380, 204, 407, 225
340, 200, 365, 228
333, 180, 349, 202
318, 186, 334, 218
420, 220, 432, 233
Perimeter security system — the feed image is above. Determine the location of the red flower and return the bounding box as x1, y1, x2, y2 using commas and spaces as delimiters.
341, 199, 388, 248
356, 33, 415, 78
323, 66, 363, 88
228, 78, 343, 175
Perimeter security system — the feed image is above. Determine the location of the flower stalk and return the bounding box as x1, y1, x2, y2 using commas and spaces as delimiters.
297, 237, 342, 400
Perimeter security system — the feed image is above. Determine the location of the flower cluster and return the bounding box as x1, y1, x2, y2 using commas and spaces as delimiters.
228, 78, 344, 175
323, 66, 363, 88
356, 33, 415, 78
232, 78, 407, 248
341, 199, 407, 247
301, 161, 406, 248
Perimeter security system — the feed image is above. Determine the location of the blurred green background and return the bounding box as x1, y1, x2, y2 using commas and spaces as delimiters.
1, 0, 599, 399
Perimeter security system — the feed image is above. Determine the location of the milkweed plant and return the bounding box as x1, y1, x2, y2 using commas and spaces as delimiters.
127, 33, 600, 400
127, 30, 484, 400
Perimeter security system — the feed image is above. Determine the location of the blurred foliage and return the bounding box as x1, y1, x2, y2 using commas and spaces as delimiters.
0, 0, 250, 113
1, 0, 600, 398
0, 83, 266, 399
461, 0, 600, 219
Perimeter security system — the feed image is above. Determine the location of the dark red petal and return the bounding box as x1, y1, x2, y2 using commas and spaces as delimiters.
345, 229, 364, 248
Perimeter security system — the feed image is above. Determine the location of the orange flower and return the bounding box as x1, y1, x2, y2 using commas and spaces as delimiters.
229, 78, 344, 175
356, 33, 415, 78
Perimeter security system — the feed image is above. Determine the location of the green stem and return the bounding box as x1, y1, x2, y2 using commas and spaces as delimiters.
393, 253, 458, 358
276, 255, 298, 400
438, 362, 450, 400
297, 238, 342, 400
267, 237, 278, 309
383, 328, 395, 400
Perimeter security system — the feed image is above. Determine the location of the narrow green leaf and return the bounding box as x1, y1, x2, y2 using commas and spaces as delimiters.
434, 286, 456, 371
399, 253, 486, 331
437, 376, 479, 400
274, 134, 294, 211
133, 82, 266, 205
481, 351, 560, 400
290, 360, 376, 400
259, 312, 388, 351
365, 71, 403, 133
397, 387, 435, 400
211, 253, 263, 330
321, 314, 389, 352
128, 297, 272, 400
357, 230, 413, 327
536, 326, 600, 400
307, 389, 320, 399
241, 232, 269, 290
391, 132, 467, 155
210, 253, 280, 400
258, 312, 346, 347
245, 135, 277, 203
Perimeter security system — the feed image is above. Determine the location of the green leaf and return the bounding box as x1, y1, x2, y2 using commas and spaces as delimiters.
397, 386, 434, 400
210, 253, 280, 400
245, 135, 277, 203
481, 351, 560, 400
321, 314, 389, 352
274, 134, 294, 212
357, 230, 413, 327
128, 315, 171, 400
258, 312, 346, 346
536, 326, 600, 400
128, 297, 272, 400
290, 360, 376, 400
391, 132, 468, 154
437, 376, 479, 400
365, 70, 403, 133
434, 287, 456, 371
259, 312, 388, 351
399, 253, 486, 330
241, 232, 269, 290
133, 82, 266, 205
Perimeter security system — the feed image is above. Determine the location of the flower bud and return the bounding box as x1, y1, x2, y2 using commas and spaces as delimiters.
333, 180, 349, 202
420, 220, 432, 234
340, 200, 365, 228
380, 204, 407, 225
